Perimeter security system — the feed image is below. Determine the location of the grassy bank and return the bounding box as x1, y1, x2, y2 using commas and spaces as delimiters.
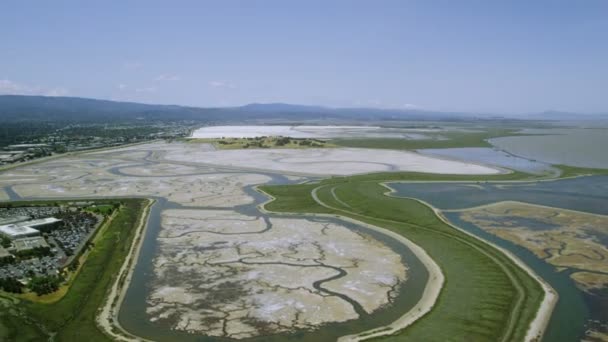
188, 136, 336, 149
554, 164, 608, 178
259, 172, 545, 341
0, 198, 149, 342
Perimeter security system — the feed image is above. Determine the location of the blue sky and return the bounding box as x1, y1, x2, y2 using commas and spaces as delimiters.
1, 0, 607, 113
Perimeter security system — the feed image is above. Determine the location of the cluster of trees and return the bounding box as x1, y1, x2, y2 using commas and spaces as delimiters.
0, 274, 65, 295
1, 236, 11, 248
0, 277, 23, 293
0, 121, 60, 148
15, 246, 53, 259
67, 259, 80, 272
274, 137, 291, 146
57, 125, 168, 141
243, 142, 270, 148
84, 202, 119, 216
295, 139, 324, 147
28, 275, 63, 295
0, 255, 15, 266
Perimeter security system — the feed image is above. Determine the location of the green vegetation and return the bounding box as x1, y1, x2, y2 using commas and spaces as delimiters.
0, 198, 149, 341
14, 246, 53, 260
188, 136, 335, 149
84, 204, 117, 216
554, 164, 608, 178
28, 275, 63, 296
260, 183, 333, 214
0, 256, 15, 267
332, 128, 521, 150
0, 277, 22, 293
259, 171, 545, 342
0, 236, 10, 248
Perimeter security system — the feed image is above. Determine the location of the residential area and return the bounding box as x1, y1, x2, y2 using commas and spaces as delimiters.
0, 121, 198, 166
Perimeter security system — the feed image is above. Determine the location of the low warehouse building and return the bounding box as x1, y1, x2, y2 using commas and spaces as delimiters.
0, 246, 11, 258
13, 236, 49, 252
0, 224, 40, 240
18, 217, 62, 232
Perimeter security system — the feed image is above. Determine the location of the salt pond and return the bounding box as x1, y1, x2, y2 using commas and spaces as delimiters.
190, 125, 444, 140
418, 148, 558, 175
489, 128, 608, 168
163, 146, 502, 175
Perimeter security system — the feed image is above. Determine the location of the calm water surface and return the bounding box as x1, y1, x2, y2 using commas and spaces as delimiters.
418, 147, 557, 174
489, 128, 608, 168
388, 176, 608, 341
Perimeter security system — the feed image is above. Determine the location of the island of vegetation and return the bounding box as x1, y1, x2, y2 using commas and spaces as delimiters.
456, 201, 608, 293
188, 136, 335, 149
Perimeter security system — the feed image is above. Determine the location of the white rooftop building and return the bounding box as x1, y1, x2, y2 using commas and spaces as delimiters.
0, 246, 11, 258
18, 217, 62, 229
0, 224, 40, 240
13, 236, 49, 252
0, 217, 62, 240
0, 215, 30, 225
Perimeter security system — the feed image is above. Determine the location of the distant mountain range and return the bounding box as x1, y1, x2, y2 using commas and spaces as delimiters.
0, 96, 470, 123
0, 95, 605, 123
517, 110, 608, 121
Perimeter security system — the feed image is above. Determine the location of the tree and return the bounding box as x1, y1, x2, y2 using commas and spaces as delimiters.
0, 255, 15, 266
0, 277, 23, 293
0, 236, 11, 248
28, 275, 63, 296
68, 259, 80, 272
15, 246, 53, 259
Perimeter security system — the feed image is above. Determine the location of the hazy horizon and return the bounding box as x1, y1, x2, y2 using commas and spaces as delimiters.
1, 0, 607, 114
3, 93, 608, 117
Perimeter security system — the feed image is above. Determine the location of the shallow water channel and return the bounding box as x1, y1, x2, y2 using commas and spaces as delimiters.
117, 174, 429, 341
388, 176, 608, 341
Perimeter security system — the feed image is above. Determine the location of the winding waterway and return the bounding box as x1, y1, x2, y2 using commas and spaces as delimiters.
116, 174, 429, 341
387, 176, 608, 341
0, 144, 431, 341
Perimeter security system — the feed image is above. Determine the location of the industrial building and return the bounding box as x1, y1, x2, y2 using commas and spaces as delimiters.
19, 217, 62, 231
12, 236, 50, 252
0, 246, 11, 258
0, 224, 40, 240
0, 217, 62, 240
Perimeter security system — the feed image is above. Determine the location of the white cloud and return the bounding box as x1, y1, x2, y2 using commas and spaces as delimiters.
209, 80, 236, 89
45, 87, 69, 97
117, 84, 128, 90
0, 79, 69, 97
0, 79, 25, 93
135, 86, 157, 93
155, 74, 180, 82
402, 103, 420, 109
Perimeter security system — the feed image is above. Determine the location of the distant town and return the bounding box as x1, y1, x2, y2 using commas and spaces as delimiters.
0, 121, 198, 166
